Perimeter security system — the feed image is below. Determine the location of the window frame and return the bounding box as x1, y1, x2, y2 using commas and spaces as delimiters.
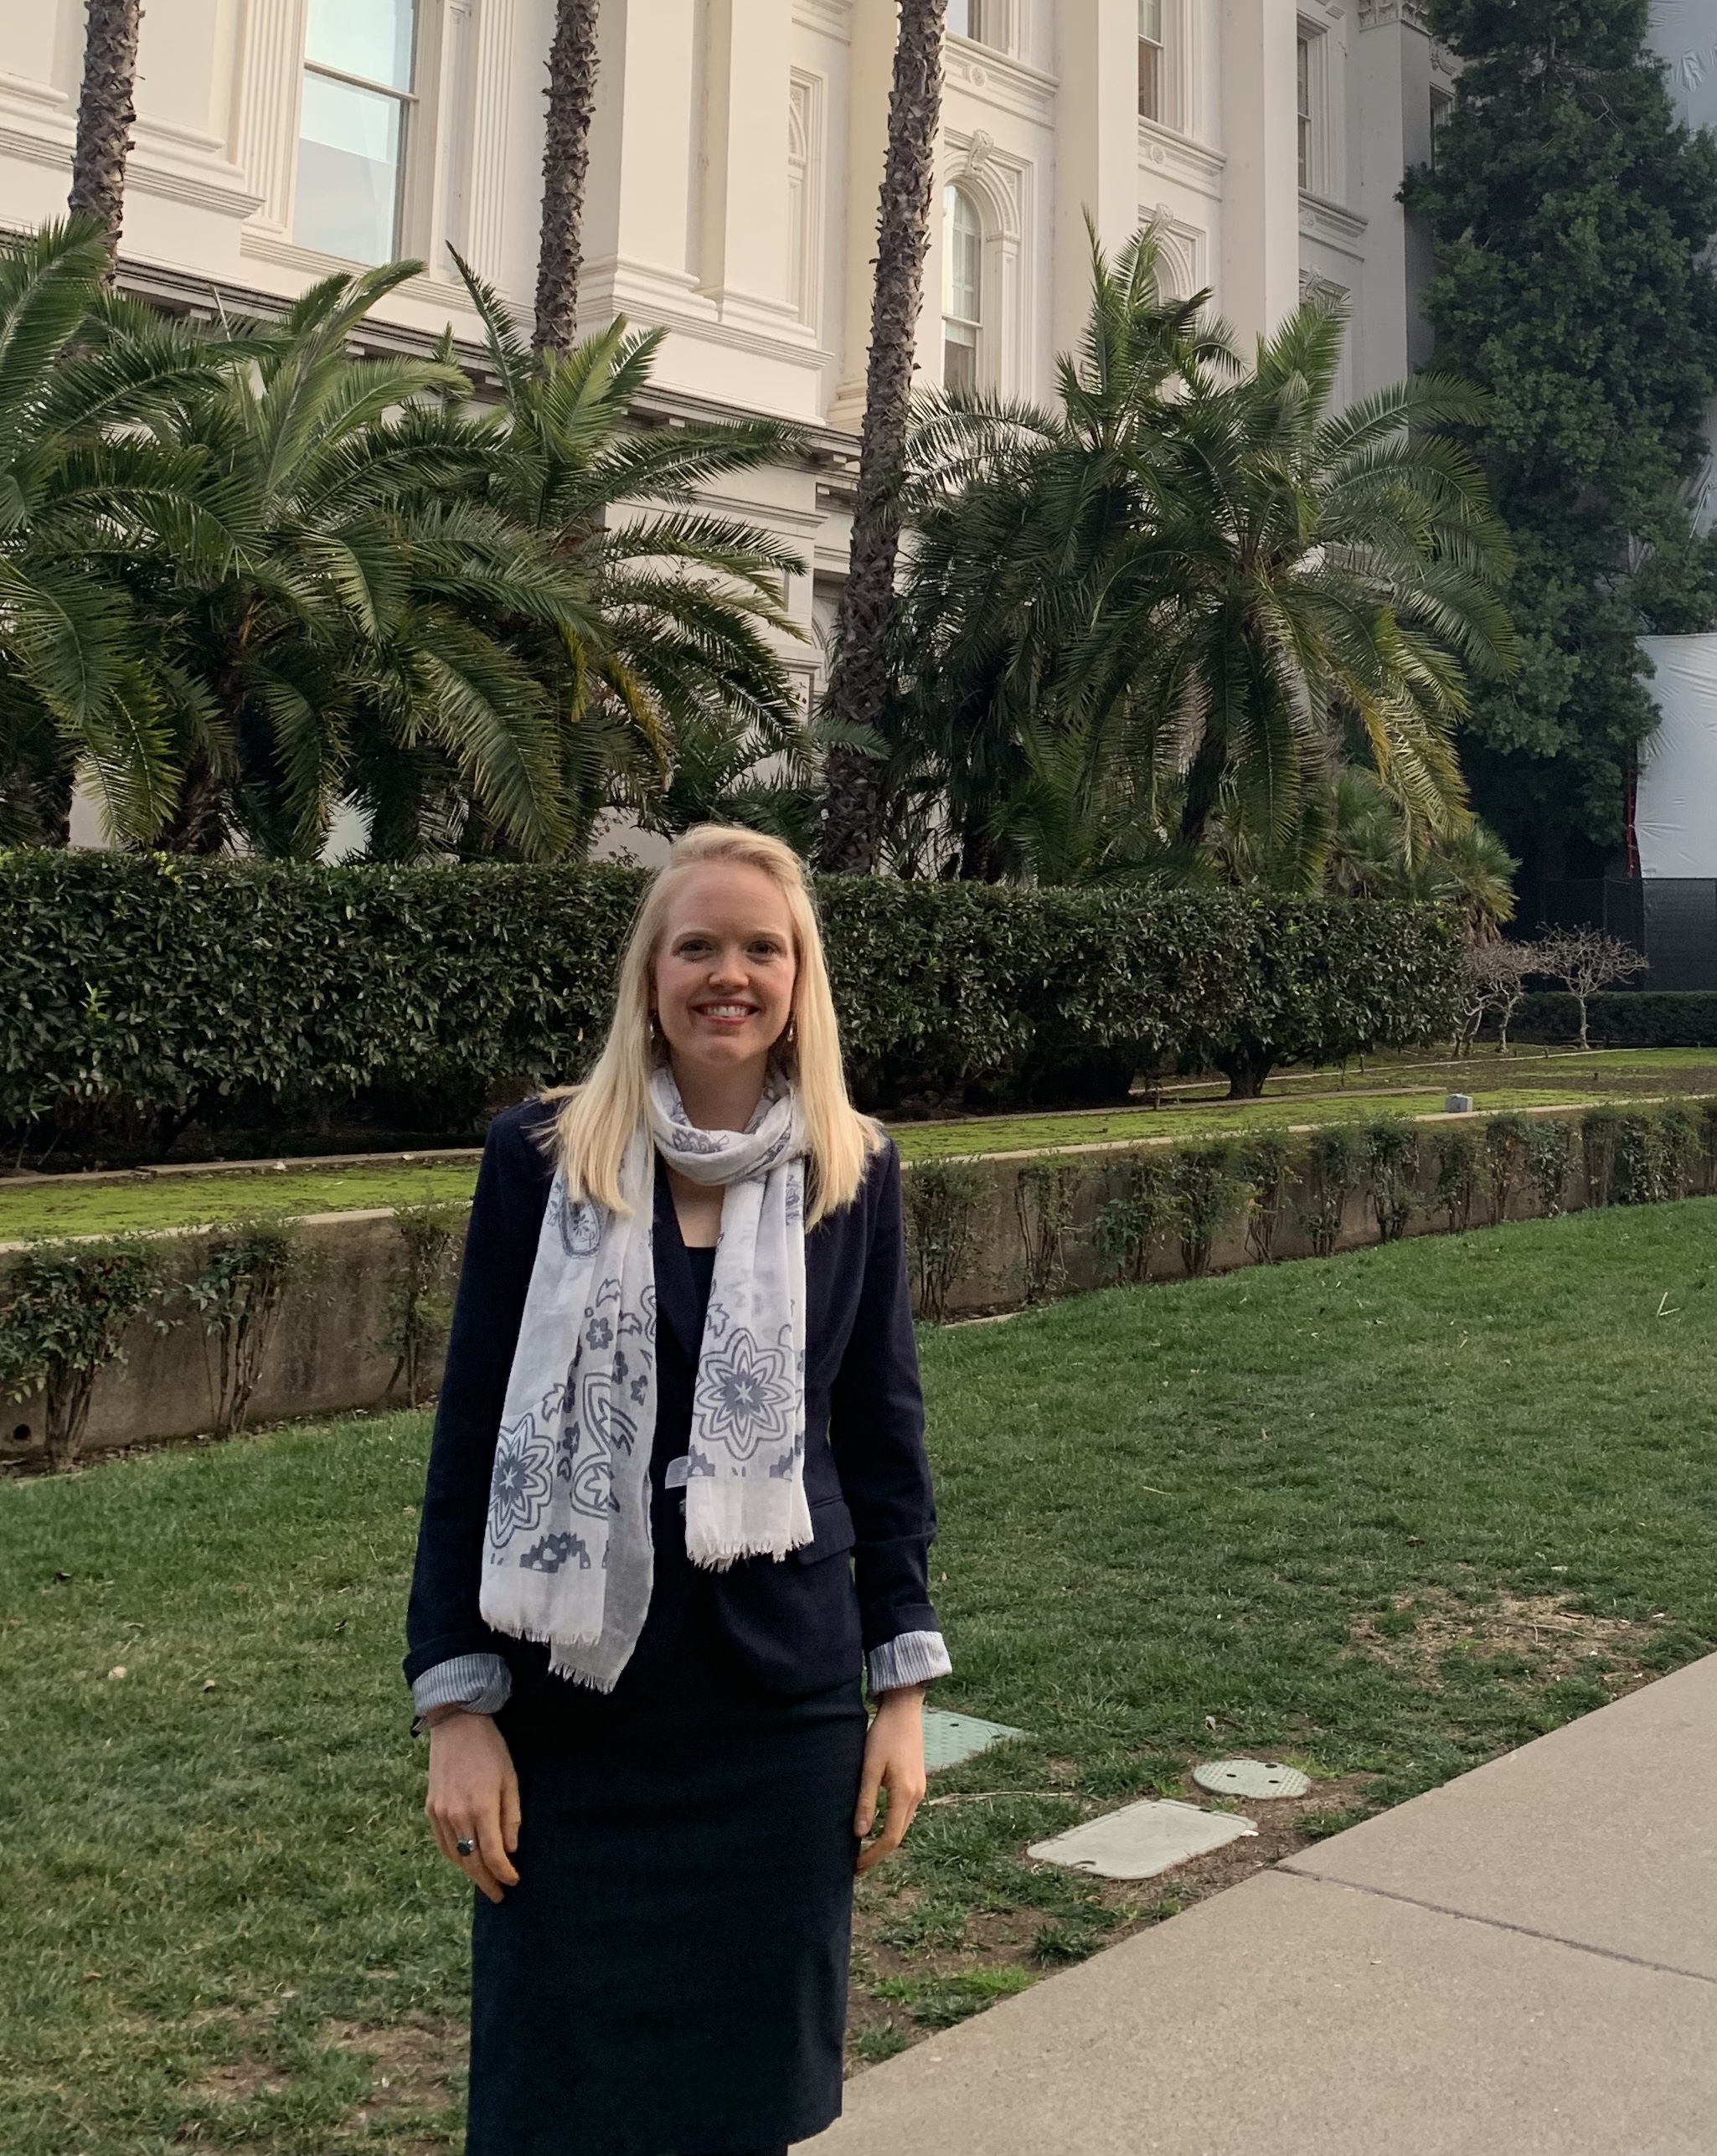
294, 0, 421, 266
946, 0, 1002, 51
1295, 23, 1323, 195
941, 183, 984, 395
1138, 0, 1164, 123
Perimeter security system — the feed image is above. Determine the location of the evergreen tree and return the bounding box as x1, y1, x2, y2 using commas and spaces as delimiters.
1405, 0, 1717, 880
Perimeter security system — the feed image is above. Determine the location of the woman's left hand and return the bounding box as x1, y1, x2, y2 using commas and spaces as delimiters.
855, 1684, 929, 1874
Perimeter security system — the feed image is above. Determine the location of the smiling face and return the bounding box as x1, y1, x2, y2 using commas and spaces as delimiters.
652, 862, 798, 1086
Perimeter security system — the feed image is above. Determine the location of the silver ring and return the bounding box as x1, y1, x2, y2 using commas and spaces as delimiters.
456, 1837, 476, 1858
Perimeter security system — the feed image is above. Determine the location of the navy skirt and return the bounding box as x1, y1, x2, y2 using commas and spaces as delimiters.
467, 1601, 869, 2156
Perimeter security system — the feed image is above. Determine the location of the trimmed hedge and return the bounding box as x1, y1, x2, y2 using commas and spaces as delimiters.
1513, 992, 1717, 1050
0, 854, 1463, 1154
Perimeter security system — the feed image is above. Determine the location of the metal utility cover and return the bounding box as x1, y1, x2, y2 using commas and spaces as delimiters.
1029, 1798, 1256, 1880
922, 1710, 1025, 1772
1194, 1758, 1312, 1800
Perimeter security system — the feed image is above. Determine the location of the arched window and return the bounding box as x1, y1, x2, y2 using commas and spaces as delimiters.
942, 185, 982, 394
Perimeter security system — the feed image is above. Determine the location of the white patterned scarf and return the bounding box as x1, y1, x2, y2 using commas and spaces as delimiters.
479, 1067, 812, 1691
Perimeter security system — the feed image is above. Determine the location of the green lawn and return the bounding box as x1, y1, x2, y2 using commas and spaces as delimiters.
2, 1075, 1696, 1240
4, 1198, 1717, 2151
0, 1163, 482, 1242
5, 1044, 1717, 1240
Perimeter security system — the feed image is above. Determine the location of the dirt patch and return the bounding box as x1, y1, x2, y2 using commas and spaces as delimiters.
844, 1771, 1377, 2073
327, 2017, 466, 2136
186, 2059, 281, 2105
1351, 1589, 1663, 1693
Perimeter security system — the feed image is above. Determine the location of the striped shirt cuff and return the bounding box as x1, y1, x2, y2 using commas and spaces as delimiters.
867, 1630, 953, 1695
410, 1652, 512, 1733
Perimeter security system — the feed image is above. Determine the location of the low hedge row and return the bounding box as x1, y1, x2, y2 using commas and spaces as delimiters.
1512, 992, 1717, 1050
0, 854, 1463, 1155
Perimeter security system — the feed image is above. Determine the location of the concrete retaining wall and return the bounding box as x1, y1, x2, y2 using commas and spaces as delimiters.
0, 1102, 1699, 1463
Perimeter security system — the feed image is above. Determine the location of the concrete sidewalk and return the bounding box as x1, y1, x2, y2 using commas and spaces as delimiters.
807, 1652, 1717, 2156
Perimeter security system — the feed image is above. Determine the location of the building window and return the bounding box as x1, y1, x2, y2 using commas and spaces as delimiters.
946, 0, 1000, 49
295, 0, 418, 265
1296, 34, 1312, 189
787, 74, 822, 328
1138, 0, 1164, 122
942, 185, 982, 394
1429, 86, 1452, 165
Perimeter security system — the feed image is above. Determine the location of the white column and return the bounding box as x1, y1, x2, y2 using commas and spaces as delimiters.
580, 0, 704, 319
456, 0, 516, 283
828, 0, 900, 433
1219, 0, 1299, 352
1051, 0, 1142, 361
233, 0, 307, 233
697, 0, 800, 332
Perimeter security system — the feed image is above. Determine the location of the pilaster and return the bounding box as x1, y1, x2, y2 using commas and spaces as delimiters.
1219, 0, 1299, 351
1052, 0, 1141, 361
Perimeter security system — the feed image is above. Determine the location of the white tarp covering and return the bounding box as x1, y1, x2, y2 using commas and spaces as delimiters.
1637, 635, 1717, 877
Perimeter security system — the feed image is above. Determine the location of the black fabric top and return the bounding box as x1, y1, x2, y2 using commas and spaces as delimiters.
405, 1100, 941, 1711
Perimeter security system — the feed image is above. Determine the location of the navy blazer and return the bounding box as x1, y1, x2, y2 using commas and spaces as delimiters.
405, 1100, 941, 1716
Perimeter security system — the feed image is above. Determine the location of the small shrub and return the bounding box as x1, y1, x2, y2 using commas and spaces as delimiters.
1581, 1106, 1620, 1209
1702, 1101, 1717, 1193
1017, 1160, 1083, 1304
1658, 1101, 1700, 1199
0, 1239, 165, 1470
905, 1159, 989, 1323
1173, 1143, 1245, 1278
183, 1220, 318, 1439
1094, 1151, 1176, 1284
1610, 1112, 1667, 1208
1435, 1126, 1479, 1232
1481, 1113, 1531, 1227
384, 1202, 467, 1405
1524, 1119, 1574, 1216
1364, 1121, 1417, 1243
1300, 1128, 1359, 1256
1240, 1136, 1293, 1263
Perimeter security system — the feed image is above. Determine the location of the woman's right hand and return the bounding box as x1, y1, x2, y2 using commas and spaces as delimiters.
425, 1710, 521, 1904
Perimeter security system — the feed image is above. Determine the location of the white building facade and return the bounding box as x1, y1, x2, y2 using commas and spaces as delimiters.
0, 0, 1454, 694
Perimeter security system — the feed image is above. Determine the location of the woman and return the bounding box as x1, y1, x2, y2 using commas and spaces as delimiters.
405, 824, 950, 2156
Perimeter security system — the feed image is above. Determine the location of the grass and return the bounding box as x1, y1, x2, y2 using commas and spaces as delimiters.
0, 1163, 480, 1243
4, 1196, 1717, 2151
4, 1045, 1716, 1241
888, 1084, 1601, 1161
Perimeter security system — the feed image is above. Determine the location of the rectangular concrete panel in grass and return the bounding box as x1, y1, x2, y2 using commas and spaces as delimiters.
922, 1710, 1025, 1771
1029, 1798, 1257, 1880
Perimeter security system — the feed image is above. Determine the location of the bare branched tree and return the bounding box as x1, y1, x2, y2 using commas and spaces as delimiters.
1532, 926, 1647, 1050
1462, 941, 1534, 1053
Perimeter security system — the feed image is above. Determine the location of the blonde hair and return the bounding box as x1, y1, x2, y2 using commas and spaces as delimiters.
547, 825, 880, 1227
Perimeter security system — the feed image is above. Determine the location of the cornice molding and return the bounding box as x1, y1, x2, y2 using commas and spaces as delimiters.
1298, 189, 1368, 258
1138, 119, 1225, 202
944, 42, 1056, 125
792, 0, 852, 37
1357, 0, 1429, 31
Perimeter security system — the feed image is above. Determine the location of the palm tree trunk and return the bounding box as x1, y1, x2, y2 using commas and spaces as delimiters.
69, 0, 143, 278
816, 0, 948, 874
534, 0, 602, 358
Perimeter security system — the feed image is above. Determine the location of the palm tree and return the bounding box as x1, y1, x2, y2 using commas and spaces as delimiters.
121, 261, 584, 858
817, 0, 950, 873
0, 219, 221, 844
364, 258, 810, 859
889, 230, 1516, 888
534, 0, 602, 358
68, 0, 143, 275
